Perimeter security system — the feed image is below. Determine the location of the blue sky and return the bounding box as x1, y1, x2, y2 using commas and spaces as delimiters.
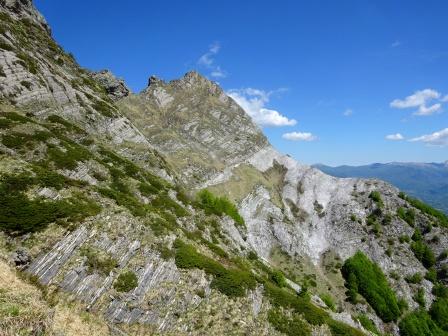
35, 0, 448, 166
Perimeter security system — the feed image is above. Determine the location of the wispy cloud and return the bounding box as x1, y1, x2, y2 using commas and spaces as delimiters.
227, 88, 296, 127
390, 88, 444, 116
391, 40, 402, 48
410, 128, 448, 146
197, 42, 227, 79
385, 133, 404, 141
282, 131, 317, 142
343, 109, 353, 117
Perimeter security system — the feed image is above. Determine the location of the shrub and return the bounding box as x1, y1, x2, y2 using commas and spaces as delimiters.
426, 268, 438, 283
399, 310, 446, 336
267, 308, 311, 336
80, 247, 118, 275
271, 270, 287, 288
173, 240, 256, 297
356, 314, 380, 335
414, 288, 426, 308
411, 240, 436, 268
369, 191, 384, 207
0, 117, 12, 129
0, 174, 100, 234
320, 293, 336, 311
403, 194, 448, 228
341, 251, 401, 322
46, 115, 85, 134
196, 189, 245, 227
114, 271, 138, 292
398, 207, 415, 226
151, 192, 189, 217
429, 298, 448, 331
326, 319, 366, 336
47, 141, 92, 170
405, 273, 423, 284
92, 100, 116, 118
433, 285, 448, 299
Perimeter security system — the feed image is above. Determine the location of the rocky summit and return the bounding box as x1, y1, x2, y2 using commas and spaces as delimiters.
0, 1, 447, 336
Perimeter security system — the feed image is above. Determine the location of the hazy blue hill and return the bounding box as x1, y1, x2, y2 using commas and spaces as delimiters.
314, 162, 448, 214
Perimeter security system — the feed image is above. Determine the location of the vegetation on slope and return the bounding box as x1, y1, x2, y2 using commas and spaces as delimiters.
342, 251, 401, 322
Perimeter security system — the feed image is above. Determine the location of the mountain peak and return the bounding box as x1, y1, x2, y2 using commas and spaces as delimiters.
0, 0, 50, 33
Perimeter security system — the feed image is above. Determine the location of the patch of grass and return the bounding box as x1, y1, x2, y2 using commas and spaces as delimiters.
0, 173, 100, 234
342, 251, 401, 322
173, 239, 256, 297
397, 207, 416, 226
369, 191, 384, 208
411, 240, 436, 269
356, 314, 380, 335
267, 308, 311, 336
16, 51, 38, 74
151, 192, 189, 217
0, 118, 12, 129
401, 193, 448, 228
80, 247, 118, 275
414, 288, 426, 308
47, 141, 92, 170
113, 271, 138, 292
320, 293, 336, 311
429, 298, 448, 331
97, 187, 147, 217
271, 270, 287, 288
399, 310, 446, 336
46, 115, 85, 134
406, 273, 423, 284
1, 131, 51, 149
92, 100, 116, 118
196, 189, 245, 227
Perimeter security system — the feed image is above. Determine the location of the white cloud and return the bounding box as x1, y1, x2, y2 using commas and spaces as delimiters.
343, 109, 353, 117
385, 133, 404, 141
410, 128, 448, 146
390, 89, 443, 116
391, 40, 402, 48
197, 42, 227, 79
210, 66, 226, 79
415, 103, 442, 116
441, 95, 448, 102
282, 132, 317, 141
227, 88, 297, 127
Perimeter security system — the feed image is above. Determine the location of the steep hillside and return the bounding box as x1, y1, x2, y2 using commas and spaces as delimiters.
314, 162, 448, 215
0, 1, 447, 336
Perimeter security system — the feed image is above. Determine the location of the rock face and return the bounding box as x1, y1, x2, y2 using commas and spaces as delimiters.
119, 71, 268, 185
92, 70, 130, 100
0, 2, 447, 336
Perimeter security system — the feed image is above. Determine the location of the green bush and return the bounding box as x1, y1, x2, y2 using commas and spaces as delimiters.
402, 194, 448, 228
320, 293, 336, 311
92, 100, 116, 118
47, 141, 92, 170
433, 285, 448, 299
271, 270, 287, 288
151, 192, 189, 217
0, 117, 12, 129
80, 246, 118, 275
196, 189, 245, 227
267, 308, 311, 336
173, 239, 255, 297
399, 310, 446, 336
114, 271, 138, 292
326, 319, 366, 336
341, 251, 401, 322
414, 288, 426, 308
429, 298, 448, 331
46, 115, 85, 134
411, 240, 435, 269
369, 191, 384, 207
398, 207, 415, 226
356, 314, 380, 335
406, 273, 423, 284
0, 174, 100, 234
1, 131, 50, 149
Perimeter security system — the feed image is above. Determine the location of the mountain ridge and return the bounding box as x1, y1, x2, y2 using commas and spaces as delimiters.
0, 2, 447, 336
314, 162, 448, 215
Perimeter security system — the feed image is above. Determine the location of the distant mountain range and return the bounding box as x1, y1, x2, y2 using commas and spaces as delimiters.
314, 161, 448, 214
